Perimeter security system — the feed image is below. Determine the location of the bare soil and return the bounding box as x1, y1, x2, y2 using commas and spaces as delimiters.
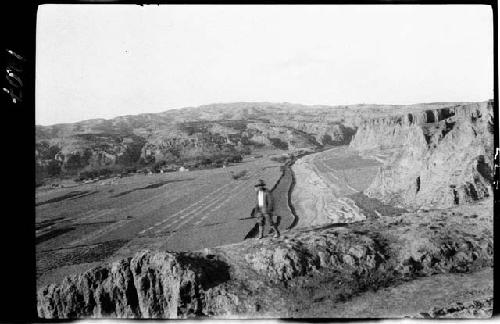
36, 145, 493, 319
36, 151, 284, 288
294, 267, 492, 318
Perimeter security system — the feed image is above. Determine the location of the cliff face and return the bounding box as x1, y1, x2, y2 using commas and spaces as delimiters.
36, 101, 480, 181
274, 121, 356, 146
37, 251, 235, 319
350, 101, 494, 209
37, 201, 493, 319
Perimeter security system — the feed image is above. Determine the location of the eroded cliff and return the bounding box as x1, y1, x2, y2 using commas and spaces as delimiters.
38, 200, 493, 319
350, 101, 494, 209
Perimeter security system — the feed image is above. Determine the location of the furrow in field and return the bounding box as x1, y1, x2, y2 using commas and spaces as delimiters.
188, 179, 252, 227
73, 179, 191, 224
139, 181, 236, 235
73, 208, 118, 224
157, 168, 266, 235
67, 181, 212, 246
157, 181, 245, 233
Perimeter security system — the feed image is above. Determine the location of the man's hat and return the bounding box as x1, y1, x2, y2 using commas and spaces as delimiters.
254, 179, 266, 188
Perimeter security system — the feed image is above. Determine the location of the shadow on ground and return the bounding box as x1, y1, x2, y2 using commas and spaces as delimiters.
349, 192, 408, 219
112, 178, 195, 198
36, 190, 99, 206
37, 239, 130, 280
36, 227, 76, 245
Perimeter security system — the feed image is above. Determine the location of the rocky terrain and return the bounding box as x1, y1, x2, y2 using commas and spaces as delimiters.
350, 100, 494, 209
290, 100, 494, 228
37, 198, 493, 318
36, 100, 495, 319
35, 101, 473, 183
35, 102, 356, 182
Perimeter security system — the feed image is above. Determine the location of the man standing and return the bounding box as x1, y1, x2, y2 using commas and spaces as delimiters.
254, 179, 280, 239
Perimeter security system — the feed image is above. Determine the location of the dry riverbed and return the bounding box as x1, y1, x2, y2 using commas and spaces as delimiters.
292, 146, 382, 226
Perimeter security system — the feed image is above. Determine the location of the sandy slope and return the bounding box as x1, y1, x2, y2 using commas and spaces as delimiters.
291, 146, 381, 226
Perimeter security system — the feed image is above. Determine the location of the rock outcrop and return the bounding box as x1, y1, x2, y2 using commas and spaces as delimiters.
350, 101, 494, 209
419, 297, 493, 318
38, 200, 493, 319
274, 121, 356, 146
37, 251, 234, 319
37, 101, 470, 181
36, 102, 361, 180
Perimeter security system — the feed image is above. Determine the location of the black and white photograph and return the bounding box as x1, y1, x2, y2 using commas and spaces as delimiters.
28, 3, 497, 320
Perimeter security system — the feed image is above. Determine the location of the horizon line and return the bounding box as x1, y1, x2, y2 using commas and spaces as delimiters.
36, 99, 493, 127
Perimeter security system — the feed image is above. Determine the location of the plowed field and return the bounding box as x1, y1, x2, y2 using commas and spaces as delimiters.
36, 152, 284, 287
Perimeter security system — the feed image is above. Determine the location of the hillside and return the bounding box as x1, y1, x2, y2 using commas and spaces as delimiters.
37, 199, 493, 318
289, 100, 494, 229
350, 100, 494, 209
36, 100, 495, 319
35, 101, 478, 184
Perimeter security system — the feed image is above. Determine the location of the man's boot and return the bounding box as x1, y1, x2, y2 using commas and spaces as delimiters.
273, 225, 280, 238
258, 224, 264, 239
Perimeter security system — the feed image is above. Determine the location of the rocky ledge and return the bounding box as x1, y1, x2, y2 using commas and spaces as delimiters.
37, 199, 492, 319
350, 101, 494, 210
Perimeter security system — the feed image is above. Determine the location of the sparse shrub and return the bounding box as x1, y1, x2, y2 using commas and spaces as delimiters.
238, 145, 251, 155
64, 153, 83, 173
321, 134, 334, 145
126, 166, 137, 173
77, 166, 115, 181
269, 138, 289, 150
47, 160, 62, 177
201, 157, 213, 166
81, 149, 93, 165
152, 160, 167, 173
225, 154, 243, 163
117, 139, 145, 165
48, 145, 61, 159
231, 170, 248, 180
35, 163, 47, 186
270, 155, 289, 163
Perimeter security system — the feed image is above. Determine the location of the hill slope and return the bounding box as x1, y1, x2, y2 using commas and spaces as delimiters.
35, 101, 480, 183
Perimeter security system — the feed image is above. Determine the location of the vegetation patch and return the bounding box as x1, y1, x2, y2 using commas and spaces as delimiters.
230, 170, 248, 180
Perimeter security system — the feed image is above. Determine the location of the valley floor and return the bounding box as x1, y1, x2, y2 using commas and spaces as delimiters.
36, 145, 494, 319
292, 146, 385, 226
285, 145, 493, 318
36, 151, 285, 288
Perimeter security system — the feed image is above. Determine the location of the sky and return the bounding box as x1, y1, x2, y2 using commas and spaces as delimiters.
36, 5, 493, 126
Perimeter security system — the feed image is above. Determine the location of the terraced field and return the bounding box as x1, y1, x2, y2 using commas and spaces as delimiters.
36, 152, 284, 288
